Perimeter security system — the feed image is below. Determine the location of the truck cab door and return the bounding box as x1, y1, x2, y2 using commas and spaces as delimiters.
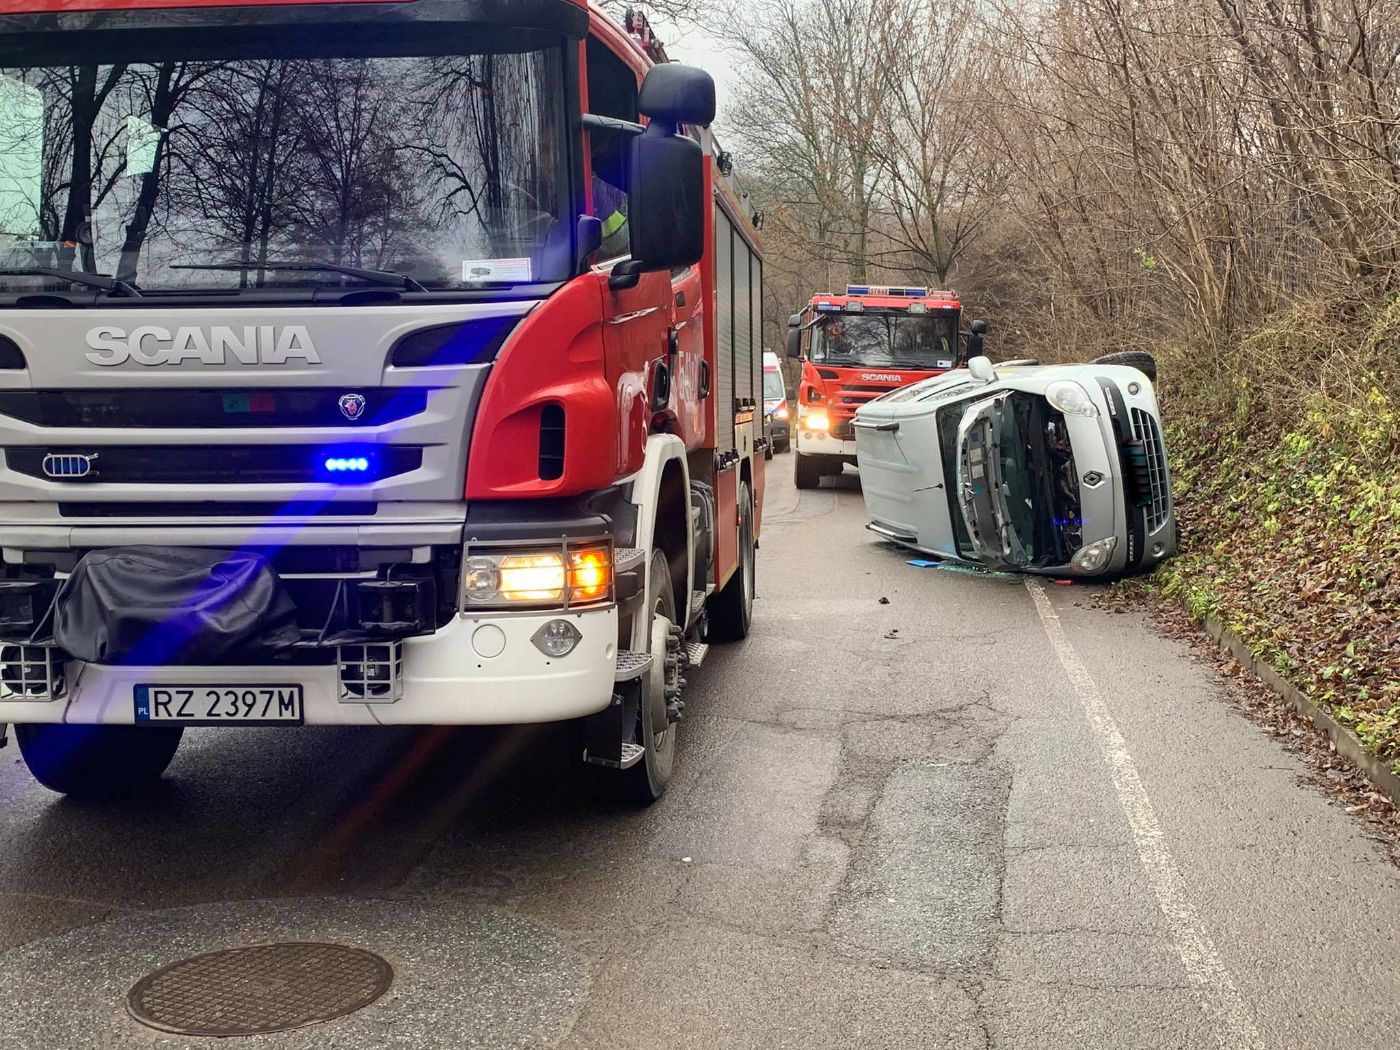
668, 265, 706, 448
598, 267, 672, 477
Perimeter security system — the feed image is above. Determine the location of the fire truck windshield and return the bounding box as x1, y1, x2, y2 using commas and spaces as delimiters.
810, 313, 957, 369
0, 38, 569, 299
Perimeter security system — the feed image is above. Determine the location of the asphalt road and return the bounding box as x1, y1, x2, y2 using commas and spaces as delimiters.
0, 462, 1397, 1048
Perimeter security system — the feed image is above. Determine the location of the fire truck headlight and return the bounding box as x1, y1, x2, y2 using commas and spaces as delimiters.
463, 557, 502, 604
803, 412, 830, 432
499, 553, 567, 602
461, 545, 613, 610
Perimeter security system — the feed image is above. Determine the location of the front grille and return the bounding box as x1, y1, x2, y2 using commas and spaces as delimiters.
830, 383, 897, 420
0, 388, 429, 429
59, 502, 377, 518
1130, 408, 1170, 531
8, 445, 422, 485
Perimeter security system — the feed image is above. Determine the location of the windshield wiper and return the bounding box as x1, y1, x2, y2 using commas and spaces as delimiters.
0, 267, 142, 298
173, 260, 428, 292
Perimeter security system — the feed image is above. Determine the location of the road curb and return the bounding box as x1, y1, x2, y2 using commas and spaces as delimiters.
1197, 612, 1400, 806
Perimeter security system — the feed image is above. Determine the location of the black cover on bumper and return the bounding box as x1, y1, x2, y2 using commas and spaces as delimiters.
53, 547, 300, 664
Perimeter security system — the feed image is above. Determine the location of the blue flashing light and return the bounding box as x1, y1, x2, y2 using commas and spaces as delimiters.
904, 287, 929, 297
815, 303, 839, 312
845, 285, 870, 295
324, 456, 371, 473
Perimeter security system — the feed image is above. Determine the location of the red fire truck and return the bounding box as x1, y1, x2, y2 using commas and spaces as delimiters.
784, 285, 986, 488
0, 0, 765, 802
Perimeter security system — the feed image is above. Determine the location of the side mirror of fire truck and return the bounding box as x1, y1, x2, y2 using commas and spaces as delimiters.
617, 65, 716, 285
623, 129, 705, 278
638, 63, 718, 127
966, 318, 989, 360
785, 313, 803, 358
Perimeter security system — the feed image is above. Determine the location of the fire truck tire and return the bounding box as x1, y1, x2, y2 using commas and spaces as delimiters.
1092, 350, 1158, 383
794, 452, 822, 489
15, 723, 184, 797
617, 550, 680, 804
707, 481, 755, 642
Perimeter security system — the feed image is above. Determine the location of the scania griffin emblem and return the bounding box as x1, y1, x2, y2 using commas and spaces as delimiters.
338, 393, 367, 421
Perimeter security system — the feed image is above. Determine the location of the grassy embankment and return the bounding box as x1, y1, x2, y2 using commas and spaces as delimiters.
1147, 300, 1400, 770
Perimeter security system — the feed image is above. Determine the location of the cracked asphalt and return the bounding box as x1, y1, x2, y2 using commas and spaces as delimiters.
0, 463, 1398, 1048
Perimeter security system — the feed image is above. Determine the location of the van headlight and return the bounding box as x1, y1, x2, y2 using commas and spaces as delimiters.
1046, 381, 1099, 418
1070, 536, 1118, 574
461, 544, 613, 610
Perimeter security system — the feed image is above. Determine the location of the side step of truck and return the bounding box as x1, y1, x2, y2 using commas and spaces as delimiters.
614, 650, 652, 681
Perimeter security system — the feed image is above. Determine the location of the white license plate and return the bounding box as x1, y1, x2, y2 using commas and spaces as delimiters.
134, 684, 303, 725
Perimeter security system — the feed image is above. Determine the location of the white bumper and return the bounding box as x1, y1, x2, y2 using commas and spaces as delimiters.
795, 428, 857, 457
2, 607, 619, 727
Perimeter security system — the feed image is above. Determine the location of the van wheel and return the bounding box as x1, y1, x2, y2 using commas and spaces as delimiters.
16, 723, 183, 797
1093, 351, 1157, 383
794, 452, 822, 489
707, 480, 755, 642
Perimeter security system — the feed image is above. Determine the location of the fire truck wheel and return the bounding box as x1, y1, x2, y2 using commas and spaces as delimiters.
619, 550, 680, 804
794, 452, 822, 489
707, 481, 755, 642
15, 723, 184, 797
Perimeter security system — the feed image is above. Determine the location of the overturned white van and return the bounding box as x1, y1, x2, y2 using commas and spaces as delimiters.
853, 355, 1176, 578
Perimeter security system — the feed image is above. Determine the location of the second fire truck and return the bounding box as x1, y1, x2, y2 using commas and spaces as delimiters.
785, 285, 986, 488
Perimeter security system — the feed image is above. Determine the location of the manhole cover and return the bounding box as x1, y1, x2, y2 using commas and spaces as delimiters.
127, 942, 393, 1037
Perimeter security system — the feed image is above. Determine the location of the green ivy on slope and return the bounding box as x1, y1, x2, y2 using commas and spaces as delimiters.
1150, 304, 1400, 770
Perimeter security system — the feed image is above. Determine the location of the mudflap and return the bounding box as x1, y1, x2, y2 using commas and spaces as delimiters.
581, 681, 640, 768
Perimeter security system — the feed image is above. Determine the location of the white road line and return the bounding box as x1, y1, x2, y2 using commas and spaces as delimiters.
1025, 578, 1262, 1050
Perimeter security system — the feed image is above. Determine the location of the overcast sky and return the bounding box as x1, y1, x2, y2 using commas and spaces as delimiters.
659, 19, 741, 119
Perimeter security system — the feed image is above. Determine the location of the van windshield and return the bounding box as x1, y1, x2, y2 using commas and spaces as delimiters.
763, 371, 784, 400
990, 394, 1083, 565
0, 38, 568, 299
937, 392, 1083, 566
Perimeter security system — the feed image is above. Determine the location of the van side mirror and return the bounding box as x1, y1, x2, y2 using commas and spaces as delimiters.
968, 356, 997, 384
786, 327, 802, 359
638, 64, 717, 127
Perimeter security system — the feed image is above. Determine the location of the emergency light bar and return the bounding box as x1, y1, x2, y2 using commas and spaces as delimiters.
845, 285, 931, 297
